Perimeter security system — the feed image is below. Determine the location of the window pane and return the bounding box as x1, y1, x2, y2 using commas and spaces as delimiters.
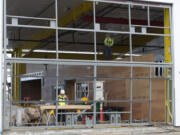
95, 2, 129, 32
96, 32, 130, 61
58, 0, 94, 29
58, 30, 94, 60
131, 35, 169, 63
7, 27, 56, 59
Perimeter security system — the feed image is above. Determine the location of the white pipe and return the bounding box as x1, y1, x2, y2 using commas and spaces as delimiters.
0, 0, 3, 134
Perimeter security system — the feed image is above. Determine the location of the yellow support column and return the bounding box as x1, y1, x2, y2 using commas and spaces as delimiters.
164, 8, 172, 123
164, 9, 171, 63
12, 63, 16, 101
12, 49, 26, 102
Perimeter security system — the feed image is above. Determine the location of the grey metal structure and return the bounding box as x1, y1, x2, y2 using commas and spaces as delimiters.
3, 0, 173, 129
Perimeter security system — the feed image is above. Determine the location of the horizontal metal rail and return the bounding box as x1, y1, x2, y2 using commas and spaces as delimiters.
87, 0, 171, 8
6, 24, 170, 37
6, 24, 55, 29
12, 99, 151, 104
7, 15, 56, 21
131, 24, 169, 29
5, 58, 173, 68
8, 75, 172, 81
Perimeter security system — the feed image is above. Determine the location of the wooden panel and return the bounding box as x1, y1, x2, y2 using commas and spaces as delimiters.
100, 54, 165, 122
40, 105, 91, 110
151, 80, 165, 122
66, 80, 75, 100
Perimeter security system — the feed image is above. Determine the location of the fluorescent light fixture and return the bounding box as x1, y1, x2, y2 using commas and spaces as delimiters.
21, 54, 25, 57
124, 53, 142, 57
115, 57, 123, 60
20, 50, 141, 57
21, 49, 104, 55
7, 54, 12, 58
6, 49, 13, 51
22, 49, 30, 52
112, 52, 121, 56
35, 50, 104, 55
21, 77, 42, 82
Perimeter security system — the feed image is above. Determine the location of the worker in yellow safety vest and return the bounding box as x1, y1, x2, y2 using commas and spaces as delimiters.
58, 89, 68, 123
104, 36, 114, 60
58, 89, 68, 106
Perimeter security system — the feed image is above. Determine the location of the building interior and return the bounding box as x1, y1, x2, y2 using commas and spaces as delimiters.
4, 0, 173, 128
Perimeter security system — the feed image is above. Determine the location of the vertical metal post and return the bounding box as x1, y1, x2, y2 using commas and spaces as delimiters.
93, 65, 97, 127
128, 4, 133, 123
0, 50, 2, 134
0, 44, 2, 132
19, 78, 22, 104
167, 77, 170, 123
2, 0, 6, 131
129, 4, 132, 62
55, 0, 59, 126
10, 64, 13, 126
3, 62, 7, 129
130, 66, 133, 123
93, 1, 97, 61
55, 64, 59, 126
164, 7, 172, 123
93, 1, 97, 127
169, 6, 174, 125
149, 67, 152, 122
14, 63, 16, 100
3, 0, 6, 59
147, 6, 150, 26
55, 0, 59, 60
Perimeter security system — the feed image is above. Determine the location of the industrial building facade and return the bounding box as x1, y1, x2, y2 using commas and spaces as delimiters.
1, 0, 179, 131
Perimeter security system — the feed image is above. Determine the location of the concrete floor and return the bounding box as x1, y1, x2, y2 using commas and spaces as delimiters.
3, 126, 180, 135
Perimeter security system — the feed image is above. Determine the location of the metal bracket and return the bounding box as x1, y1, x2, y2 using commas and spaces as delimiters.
50, 20, 56, 28
12, 18, 18, 26
142, 27, 147, 34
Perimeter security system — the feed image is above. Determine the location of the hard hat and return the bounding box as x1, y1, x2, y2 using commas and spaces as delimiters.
60, 89, 65, 94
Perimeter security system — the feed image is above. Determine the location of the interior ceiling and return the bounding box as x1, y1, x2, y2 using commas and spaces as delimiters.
7, 0, 55, 18
7, 0, 165, 55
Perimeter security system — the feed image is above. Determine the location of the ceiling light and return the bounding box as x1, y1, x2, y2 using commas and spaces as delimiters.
115, 57, 123, 60
24, 49, 104, 55
124, 53, 142, 57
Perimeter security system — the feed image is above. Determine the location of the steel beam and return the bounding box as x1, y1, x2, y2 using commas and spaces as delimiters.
83, 16, 164, 26
87, 0, 171, 8
7, 24, 170, 37
5, 58, 172, 67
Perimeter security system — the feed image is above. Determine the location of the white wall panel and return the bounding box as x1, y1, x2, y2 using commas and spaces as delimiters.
173, 0, 180, 126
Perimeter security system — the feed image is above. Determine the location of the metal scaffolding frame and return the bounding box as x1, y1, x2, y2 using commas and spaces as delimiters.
3, 0, 173, 129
